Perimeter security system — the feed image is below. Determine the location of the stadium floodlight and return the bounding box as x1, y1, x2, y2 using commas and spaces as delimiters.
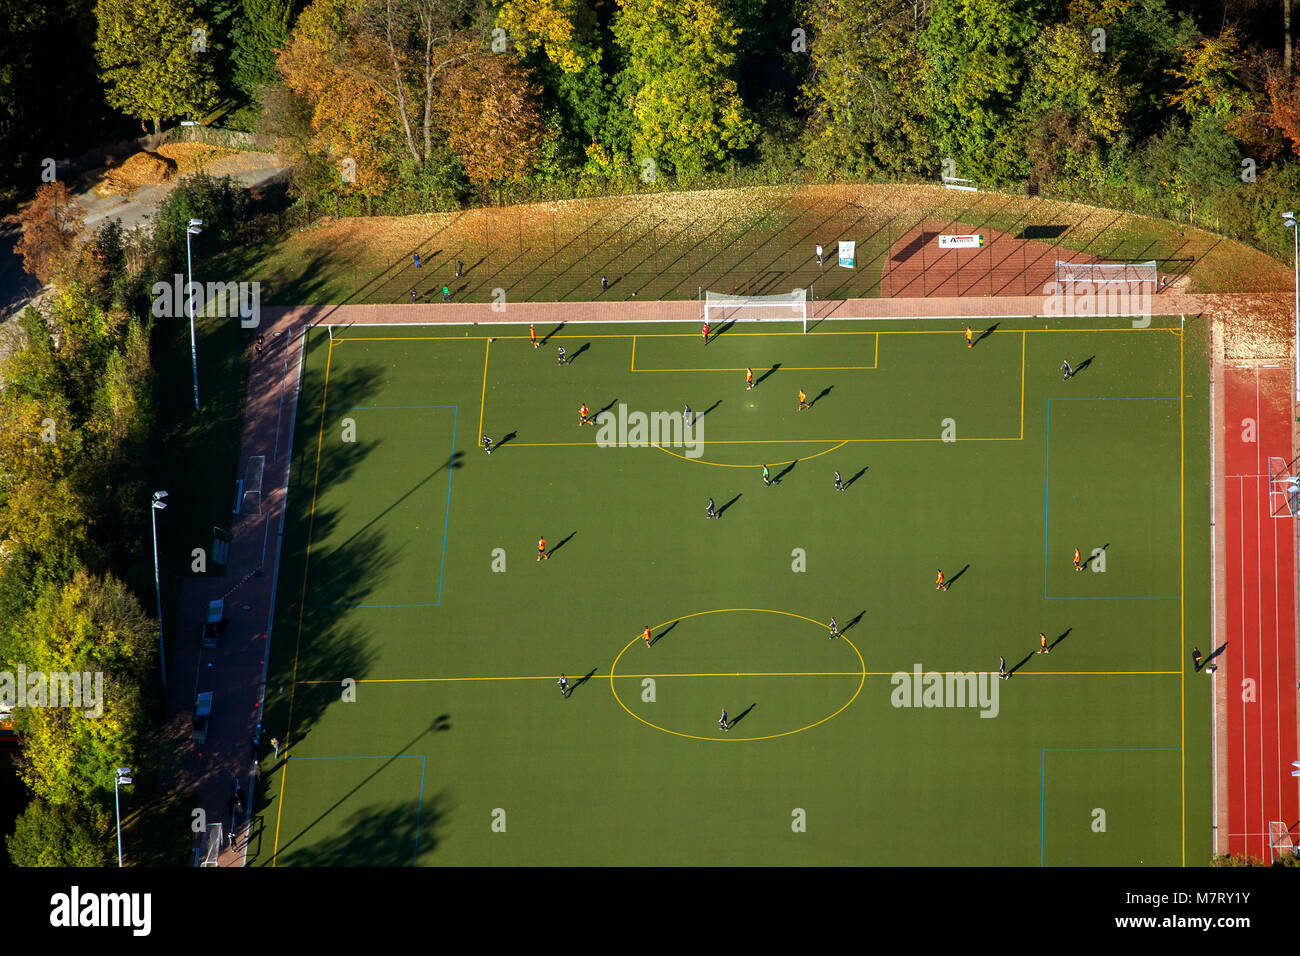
185, 223, 203, 409
1285, 213, 1299, 401
115, 767, 133, 866
150, 492, 167, 688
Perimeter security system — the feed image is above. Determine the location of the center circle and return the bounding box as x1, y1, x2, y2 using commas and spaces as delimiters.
607, 608, 866, 741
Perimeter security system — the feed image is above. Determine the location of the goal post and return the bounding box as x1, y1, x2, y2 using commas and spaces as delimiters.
703, 288, 809, 333
1054, 260, 1158, 289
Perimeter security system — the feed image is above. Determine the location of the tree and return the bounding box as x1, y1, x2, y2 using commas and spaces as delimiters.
8, 571, 154, 807
94, 0, 221, 134
5, 182, 86, 286
1168, 29, 1258, 123
231, 0, 298, 99
440, 54, 546, 198
496, 0, 600, 75
6, 798, 111, 867
920, 0, 1046, 182
799, 0, 932, 177
612, 0, 757, 176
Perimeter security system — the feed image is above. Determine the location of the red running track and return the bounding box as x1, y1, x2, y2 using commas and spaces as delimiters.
1223, 364, 1300, 859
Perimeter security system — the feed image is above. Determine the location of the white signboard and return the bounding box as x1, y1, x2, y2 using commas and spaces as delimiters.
938, 234, 984, 249
838, 240, 855, 268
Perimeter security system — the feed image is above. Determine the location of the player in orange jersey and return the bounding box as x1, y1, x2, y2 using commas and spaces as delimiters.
1038, 632, 1049, 654
579, 403, 591, 426
936, 569, 947, 591
1073, 547, 1083, 571
798, 389, 809, 410
643, 626, 653, 648
746, 367, 754, 390
538, 537, 547, 561
966, 327, 974, 349
530, 324, 538, 348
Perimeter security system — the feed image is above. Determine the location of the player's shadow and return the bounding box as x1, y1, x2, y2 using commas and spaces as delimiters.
432, 713, 452, 732
1072, 356, 1096, 376
495, 431, 518, 450
547, 531, 576, 557
755, 363, 781, 386
567, 342, 591, 364
540, 323, 565, 346
567, 668, 598, 696
729, 703, 756, 727
1009, 652, 1034, 675
1048, 627, 1073, 651
773, 459, 798, 484
974, 322, 1000, 346
809, 385, 834, 407
649, 621, 678, 647
844, 466, 868, 489
712, 319, 737, 340
699, 400, 722, 418
1199, 642, 1229, 672
945, 564, 971, 590
842, 610, 866, 633
445, 451, 465, 470
597, 398, 619, 416
716, 494, 741, 517
1082, 543, 1110, 569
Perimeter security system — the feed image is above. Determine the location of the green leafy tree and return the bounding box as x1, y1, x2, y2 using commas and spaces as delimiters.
1167, 28, 1258, 123
94, 0, 221, 134
6, 798, 112, 867
8, 571, 154, 807
920, 0, 1045, 182
799, 0, 932, 177
231, 0, 298, 99
612, 0, 757, 176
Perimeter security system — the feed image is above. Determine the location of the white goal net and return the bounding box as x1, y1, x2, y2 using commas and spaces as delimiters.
1054, 260, 1158, 288
704, 288, 809, 332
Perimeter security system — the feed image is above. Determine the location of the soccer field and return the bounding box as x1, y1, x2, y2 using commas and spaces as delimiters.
252, 314, 1210, 866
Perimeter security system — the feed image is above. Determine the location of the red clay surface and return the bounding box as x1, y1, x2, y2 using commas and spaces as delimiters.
1222, 364, 1300, 859
880, 221, 1101, 297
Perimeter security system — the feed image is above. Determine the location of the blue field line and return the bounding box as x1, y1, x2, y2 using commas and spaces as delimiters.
1043, 396, 1181, 600
414, 755, 428, 866
282, 754, 427, 865
437, 405, 458, 607
1040, 746, 1181, 867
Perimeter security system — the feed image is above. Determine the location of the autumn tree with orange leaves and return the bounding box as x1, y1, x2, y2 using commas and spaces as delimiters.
6, 182, 85, 286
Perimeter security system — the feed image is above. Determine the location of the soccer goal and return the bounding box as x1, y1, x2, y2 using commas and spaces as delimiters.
1269, 820, 1299, 860
234, 455, 265, 516
1054, 260, 1158, 289
703, 288, 809, 333
1267, 455, 1300, 517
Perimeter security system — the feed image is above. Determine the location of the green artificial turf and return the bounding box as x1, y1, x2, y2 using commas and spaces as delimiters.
251, 314, 1210, 866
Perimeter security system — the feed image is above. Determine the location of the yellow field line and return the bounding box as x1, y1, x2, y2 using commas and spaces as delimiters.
1179, 319, 1185, 866
273, 332, 335, 867
655, 440, 847, 468
630, 334, 635, 372
633, 366, 876, 372
295, 669, 1181, 684
331, 327, 1177, 343
476, 338, 490, 441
